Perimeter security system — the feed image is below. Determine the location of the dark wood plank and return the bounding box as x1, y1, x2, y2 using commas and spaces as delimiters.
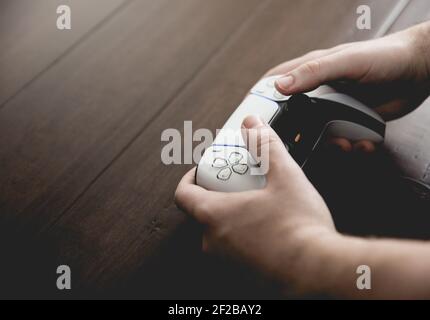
390, 0, 430, 28
46, 0, 407, 297
0, 0, 262, 233
384, 0, 430, 183
0, 0, 127, 106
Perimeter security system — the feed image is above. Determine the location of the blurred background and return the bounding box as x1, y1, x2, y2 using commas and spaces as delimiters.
0, 0, 429, 299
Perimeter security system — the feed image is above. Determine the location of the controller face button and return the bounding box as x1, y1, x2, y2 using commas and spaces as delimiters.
228, 152, 243, 165
217, 168, 232, 181
232, 163, 249, 175
212, 158, 228, 168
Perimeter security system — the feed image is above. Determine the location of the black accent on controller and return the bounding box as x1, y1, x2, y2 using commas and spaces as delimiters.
271, 94, 385, 167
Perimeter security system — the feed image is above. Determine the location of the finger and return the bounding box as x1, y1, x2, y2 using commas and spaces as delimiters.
275, 49, 371, 95
202, 235, 211, 253
265, 51, 331, 77
373, 81, 430, 121
326, 137, 353, 152
175, 168, 221, 223
265, 43, 354, 78
241, 115, 300, 183
353, 140, 376, 153
373, 98, 411, 121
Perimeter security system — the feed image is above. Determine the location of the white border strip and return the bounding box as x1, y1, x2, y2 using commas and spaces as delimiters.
375, 0, 412, 38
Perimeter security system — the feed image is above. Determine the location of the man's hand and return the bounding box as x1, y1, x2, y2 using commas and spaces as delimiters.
175, 115, 337, 291
175, 117, 430, 299
267, 22, 430, 153
175, 22, 430, 298
269, 22, 430, 120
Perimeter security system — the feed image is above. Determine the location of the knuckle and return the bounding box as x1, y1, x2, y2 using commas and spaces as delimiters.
334, 42, 352, 50
303, 60, 322, 76
256, 130, 279, 153
195, 202, 215, 224
344, 48, 361, 60
269, 132, 281, 145
174, 188, 185, 205
264, 67, 279, 77
308, 49, 324, 57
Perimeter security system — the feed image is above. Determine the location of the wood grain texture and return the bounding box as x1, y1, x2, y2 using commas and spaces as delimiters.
0, 0, 262, 231
42, 0, 407, 298
1, 0, 428, 299
0, 0, 127, 106
0, 0, 266, 299
390, 0, 430, 28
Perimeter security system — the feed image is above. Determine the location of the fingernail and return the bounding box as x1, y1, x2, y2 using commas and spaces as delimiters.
276, 75, 294, 91
243, 115, 263, 129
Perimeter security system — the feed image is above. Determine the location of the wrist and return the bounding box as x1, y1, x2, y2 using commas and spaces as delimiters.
290, 230, 373, 297
299, 229, 345, 294
282, 226, 376, 297
278, 225, 342, 294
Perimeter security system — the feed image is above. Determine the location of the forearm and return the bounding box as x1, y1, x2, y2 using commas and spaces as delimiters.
298, 232, 430, 299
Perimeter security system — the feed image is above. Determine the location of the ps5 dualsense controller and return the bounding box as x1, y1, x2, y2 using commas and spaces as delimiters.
196, 76, 386, 192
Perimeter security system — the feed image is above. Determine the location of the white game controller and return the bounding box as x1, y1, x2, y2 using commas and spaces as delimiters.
196, 76, 386, 192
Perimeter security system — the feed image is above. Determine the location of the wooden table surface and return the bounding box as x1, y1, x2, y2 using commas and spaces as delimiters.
0, 0, 429, 299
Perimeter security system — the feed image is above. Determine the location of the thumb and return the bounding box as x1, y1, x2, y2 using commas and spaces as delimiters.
241, 115, 299, 183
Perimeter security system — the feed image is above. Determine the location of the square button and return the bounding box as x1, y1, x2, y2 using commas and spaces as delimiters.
212, 158, 228, 168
